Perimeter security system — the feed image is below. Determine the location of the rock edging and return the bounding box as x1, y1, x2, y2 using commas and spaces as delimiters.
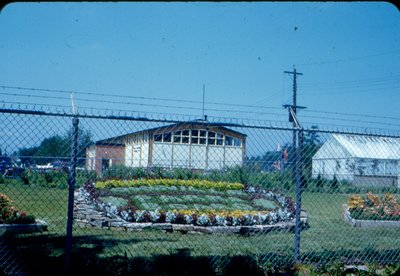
74, 188, 308, 235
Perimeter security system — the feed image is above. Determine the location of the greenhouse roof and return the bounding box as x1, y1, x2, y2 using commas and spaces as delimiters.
333, 134, 400, 159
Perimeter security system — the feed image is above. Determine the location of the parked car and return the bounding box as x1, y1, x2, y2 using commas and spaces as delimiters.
35, 161, 70, 173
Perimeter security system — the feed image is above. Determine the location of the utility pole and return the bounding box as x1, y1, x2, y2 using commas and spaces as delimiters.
284, 67, 304, 124
283, 67, 305, 264
283, 67, 305, 176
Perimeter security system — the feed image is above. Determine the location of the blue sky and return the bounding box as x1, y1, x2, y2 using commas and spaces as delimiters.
0, 2, 399, 133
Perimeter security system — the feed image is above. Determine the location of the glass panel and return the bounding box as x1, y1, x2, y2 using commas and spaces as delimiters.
208, 138, 216, 145
216, 139, 223, 145
182, 137, 189, 144
191, 137, 199, 144
208, 131, 215, 138
199, 130, 207, 137
191, 130, 199, 136
217, 133, 223, 139
233, 138, 241, 147
199, 138, 206, 144
154, 134, 162, 142
174, 136, 181, 143
225, 136, 233, 146
182, 130, 189, 136
163, 133, 171, 142
173, 130, 181, 136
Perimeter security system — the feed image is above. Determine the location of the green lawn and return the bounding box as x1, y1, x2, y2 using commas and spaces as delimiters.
1, 182, 400, 273
0, 182, 68, 233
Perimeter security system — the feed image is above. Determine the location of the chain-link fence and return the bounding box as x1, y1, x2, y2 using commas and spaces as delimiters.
1, 107, 400, 275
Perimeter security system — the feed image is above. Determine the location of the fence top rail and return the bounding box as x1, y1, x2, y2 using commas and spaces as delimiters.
1, 107, 399, 139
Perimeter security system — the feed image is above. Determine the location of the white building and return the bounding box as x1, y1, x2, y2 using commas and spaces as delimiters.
312, 134, 400, 187
86, 122, 246, 174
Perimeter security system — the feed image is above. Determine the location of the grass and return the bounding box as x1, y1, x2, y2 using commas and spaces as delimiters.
1, 182, 400, 274
0, 182, 68, 233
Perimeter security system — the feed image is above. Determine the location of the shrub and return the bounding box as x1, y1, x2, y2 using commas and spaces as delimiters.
18, 169, 75, 189
171, 168, 194, 180
316, 174, 324, 191
103, 165, 147, 180
330, 175, 339, 192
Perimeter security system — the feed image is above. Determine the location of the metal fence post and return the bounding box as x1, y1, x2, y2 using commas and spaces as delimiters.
65, 116, 79, 272
294, 128, 303, 263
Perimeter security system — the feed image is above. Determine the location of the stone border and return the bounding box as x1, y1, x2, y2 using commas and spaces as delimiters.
342, 204, 400, 228
0, 219, 48, 235
74, 188, 308, 235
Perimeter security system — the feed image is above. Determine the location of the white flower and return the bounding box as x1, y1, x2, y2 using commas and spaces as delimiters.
269, 212, 278, 224
277, 208, 291, 221
134, 210, 145, 222
259, 214, 268, 224
120, 210, 129, 220
149, 211, 160, 222
232, 217, 241, 226
184, 214, 193, 224
242, 214, 255, 225
197, 214, 210, 226
165, 211, 176, 223
214, 215, 227, 226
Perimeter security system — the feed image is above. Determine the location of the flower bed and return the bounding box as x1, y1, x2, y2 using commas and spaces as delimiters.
0, 193, 47, 235
343, 192, 400, 228
347, 192, 400, 221
79, 180, 299, 230
1, 193, 36, 224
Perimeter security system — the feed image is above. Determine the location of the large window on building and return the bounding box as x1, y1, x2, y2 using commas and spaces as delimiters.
173, 131, 181, 143
182, 130, 190, 144
154, 133, 162, 142
191, 129, 207, 145
154, 129, 242, 147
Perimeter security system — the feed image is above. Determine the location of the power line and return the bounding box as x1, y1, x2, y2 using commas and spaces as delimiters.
303, 108, 399, 121
0, 92, 289, 117
0, 85, 283, 111
0, 100, 292, 126
299, 113, 400, 128
301, 85, 399, 96
297, 49, 400, 67
301, 74, 400, 87
1, 84, 398, 122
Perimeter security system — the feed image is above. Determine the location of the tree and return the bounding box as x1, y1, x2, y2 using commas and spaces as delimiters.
64, 128, 93, 166
16, 127, 93, 166
35, 135, 70, 159
303, 125, 321, 145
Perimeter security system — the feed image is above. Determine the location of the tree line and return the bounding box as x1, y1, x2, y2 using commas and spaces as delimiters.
14, 127, 93, 166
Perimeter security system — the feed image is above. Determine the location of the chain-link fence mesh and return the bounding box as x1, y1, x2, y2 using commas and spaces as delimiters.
1, 108, 399, 275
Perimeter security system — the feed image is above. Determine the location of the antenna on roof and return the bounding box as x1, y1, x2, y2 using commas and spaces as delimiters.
202, 84, 207, 121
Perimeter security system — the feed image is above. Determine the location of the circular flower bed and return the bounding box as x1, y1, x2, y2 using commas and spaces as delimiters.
83, 181, 295, 227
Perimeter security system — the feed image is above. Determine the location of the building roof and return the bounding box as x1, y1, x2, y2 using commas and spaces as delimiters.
332, 134, 400, 159
95, 121, 247, 144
